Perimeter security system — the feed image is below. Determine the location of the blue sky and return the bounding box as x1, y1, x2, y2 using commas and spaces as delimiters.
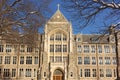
34, 0, 114, 34
48, 0, 107, 34
9, 0, 118, 34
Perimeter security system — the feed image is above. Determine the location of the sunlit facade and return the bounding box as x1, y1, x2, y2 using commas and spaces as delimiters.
0, 8, 120, 80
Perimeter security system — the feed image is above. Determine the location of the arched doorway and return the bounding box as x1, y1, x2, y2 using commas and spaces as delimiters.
53, 69, 64, 80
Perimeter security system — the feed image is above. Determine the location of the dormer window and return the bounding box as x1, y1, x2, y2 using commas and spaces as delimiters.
78, 38, 81, 41
110, 36, 115, 42
90, 37, 99, 43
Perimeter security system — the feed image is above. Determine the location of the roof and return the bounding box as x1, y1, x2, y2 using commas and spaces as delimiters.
48, 8, 68, 22
74, 34, 110, 43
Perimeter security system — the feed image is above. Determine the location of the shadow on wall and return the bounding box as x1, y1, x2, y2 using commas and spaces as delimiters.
0, 66, 13, 80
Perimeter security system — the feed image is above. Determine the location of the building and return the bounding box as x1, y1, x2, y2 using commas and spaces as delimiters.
0, 6, 120, 80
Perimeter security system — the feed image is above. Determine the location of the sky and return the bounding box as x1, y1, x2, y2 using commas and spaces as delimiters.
9, 0, 118, 34
33, 0, 116, 34
48, 0, 106, 34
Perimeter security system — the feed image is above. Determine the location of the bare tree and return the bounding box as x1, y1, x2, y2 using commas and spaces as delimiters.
62, 0, 120, 29
0, 0, 52, 80
63, 0, 120, 80
0, 0, 51, 41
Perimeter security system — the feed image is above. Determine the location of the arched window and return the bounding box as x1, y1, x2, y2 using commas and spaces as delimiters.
50, 34, 54, 41
63, 34, 67, 41
55, 33, 61, 41
50, 32, 67, 41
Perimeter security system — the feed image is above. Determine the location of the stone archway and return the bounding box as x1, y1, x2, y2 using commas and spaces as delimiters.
53, 69, 64, 80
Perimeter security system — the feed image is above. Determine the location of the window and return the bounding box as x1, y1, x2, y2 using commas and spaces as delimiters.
6, 45, 12, 52
34, 56, 38, 64
100, 69, 104, 77
20, 45, 25, 52
34, 69, 37, 77
84, 57, 90, 64
20, 56, 24, 64
14, 45, 18, 53
26, 56, 32, 64
50, 56, 54, 62
114, 69, 116, 77
106, 69, 112, 77
91, 45, 95, 53
55, 33, 61, 41
35, 47, 39, 53
78, 38, 81, 41
77, 45, 82, 53
78, 57, 82, 64
26, 69, 31, 77
63, 45, 67, 52
63, 57, 68, 62
3, 69, 10, 77
92, 69, 96, 77
13, 56, 17, 64
50, 45, 54, 52
12, 69, 16, 77
84, 45, 89, 53
70, 72, 73, 77
55, 45, 61, 52
112, 46, 116, 53
113, 57, 116, 64
50, 34, 54, 41
105, 57, 111, 64
19, 69, 24, 77
92, 57, 96, 65
44, 72, 46, 77
55, 56, 62, 62
63, 34, 67, 41
99, 57, 103, 64
27, 46, 32, 52
80, 69, 82, 77
104, 45, 110, 53
84, 69, 90, 77
91, 38, 99, 42
0, 56, 2, 64
98, 45, 102, 53
5, 56, 11, 64
0, 45, 4, 52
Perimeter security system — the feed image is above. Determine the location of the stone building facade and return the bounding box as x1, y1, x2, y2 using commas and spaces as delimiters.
0, 8, 120, 80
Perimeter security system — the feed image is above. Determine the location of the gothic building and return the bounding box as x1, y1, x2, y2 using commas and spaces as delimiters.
0, 7, 120, 80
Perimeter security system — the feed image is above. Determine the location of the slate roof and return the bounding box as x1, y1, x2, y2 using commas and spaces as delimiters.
74, 34, 110, 43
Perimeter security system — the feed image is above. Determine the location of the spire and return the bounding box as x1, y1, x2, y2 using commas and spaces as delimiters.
57, 4, 60, 10
48, 3, 68, 22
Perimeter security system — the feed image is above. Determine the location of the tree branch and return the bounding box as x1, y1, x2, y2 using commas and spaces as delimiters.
10, 0, 22, 7
93, 0, 120, 9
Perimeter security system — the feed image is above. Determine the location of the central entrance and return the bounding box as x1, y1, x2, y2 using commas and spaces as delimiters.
53, 69, 64, 80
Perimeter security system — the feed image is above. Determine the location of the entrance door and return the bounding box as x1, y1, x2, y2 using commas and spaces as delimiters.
53, 69, 63, 80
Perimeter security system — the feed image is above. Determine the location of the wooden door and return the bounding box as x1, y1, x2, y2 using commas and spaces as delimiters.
53, 75, 63, 80
53, 69, 63, 80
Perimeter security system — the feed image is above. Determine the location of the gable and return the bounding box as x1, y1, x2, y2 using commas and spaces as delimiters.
48, 10, 68, 22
